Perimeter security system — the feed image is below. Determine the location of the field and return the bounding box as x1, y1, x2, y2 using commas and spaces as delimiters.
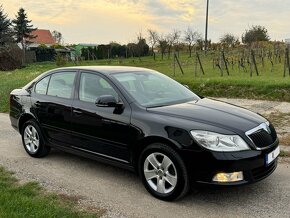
0, 51, 290, 112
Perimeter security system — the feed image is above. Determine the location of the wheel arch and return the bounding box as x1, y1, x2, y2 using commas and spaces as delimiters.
18, 113, 38, 133
132, 135, 182, 173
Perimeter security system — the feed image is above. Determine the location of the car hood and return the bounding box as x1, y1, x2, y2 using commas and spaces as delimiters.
147, 98, 266, 133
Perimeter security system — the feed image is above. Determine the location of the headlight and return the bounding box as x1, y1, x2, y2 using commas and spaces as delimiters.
190, 130, 250, 152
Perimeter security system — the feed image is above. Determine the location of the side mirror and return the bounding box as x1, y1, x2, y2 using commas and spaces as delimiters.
183, 84, 189, 89
95, 95, 122, 108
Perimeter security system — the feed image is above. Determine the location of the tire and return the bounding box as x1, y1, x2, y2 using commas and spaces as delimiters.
139, 143, 189, 201
21, 119, 50, 158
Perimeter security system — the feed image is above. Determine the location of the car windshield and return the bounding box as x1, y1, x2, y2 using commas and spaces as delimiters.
111, 71, 200, 107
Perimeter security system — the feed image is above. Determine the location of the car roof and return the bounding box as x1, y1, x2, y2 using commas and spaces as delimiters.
23, 66, 156, 90
55, 66, 154, 74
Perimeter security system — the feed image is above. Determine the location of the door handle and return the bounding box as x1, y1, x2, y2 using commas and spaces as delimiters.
73, 109, 83, 115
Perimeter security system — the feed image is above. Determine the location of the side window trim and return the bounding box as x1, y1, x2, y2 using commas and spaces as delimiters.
46, 75, 52, 95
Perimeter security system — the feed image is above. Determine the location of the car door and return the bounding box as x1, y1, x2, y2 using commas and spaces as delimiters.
31, 71, 77, 145
70, 71, 132, 163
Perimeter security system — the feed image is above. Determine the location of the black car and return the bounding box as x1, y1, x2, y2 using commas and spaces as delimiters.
10, 66, 280, 201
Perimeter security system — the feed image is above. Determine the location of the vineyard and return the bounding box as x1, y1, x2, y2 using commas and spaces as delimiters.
0, 43, 290, 113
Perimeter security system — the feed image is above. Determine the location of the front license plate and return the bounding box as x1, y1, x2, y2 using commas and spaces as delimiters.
266, 146, 280, 165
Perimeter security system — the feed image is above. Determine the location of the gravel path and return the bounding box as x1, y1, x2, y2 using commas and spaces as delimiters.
214, 98, 290, 115
1, 98, 290, 217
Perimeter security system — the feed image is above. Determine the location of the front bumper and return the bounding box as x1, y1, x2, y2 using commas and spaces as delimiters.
180, 140, 279, 185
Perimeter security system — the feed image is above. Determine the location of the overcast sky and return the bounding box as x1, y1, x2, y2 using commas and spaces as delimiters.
2, 0, 290, 44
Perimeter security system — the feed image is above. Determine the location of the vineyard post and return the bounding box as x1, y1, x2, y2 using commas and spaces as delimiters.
274, 44, 278, 63
283, 51, 286, 77
286, 46, 290, 76
261, 49, 265, 68
194, 53, 198, 77
269, 57, 274, 74
174, 53, 184, 75
217, 51, 223, 77
250, 56, 253, 77
284, 47, 290, 77
173, 52, 176, 77
196, 52, 205, 75
251, 50, 259, 76
222, 50, 230, 75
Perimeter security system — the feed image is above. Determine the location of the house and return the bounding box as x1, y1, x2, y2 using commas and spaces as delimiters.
26, 29, 56, 48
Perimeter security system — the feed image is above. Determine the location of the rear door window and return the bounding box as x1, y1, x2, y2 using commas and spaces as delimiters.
47, 72, 76, 99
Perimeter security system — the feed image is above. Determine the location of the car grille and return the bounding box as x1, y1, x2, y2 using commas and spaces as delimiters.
248, 124, 277, 149
251, 161, 277, 181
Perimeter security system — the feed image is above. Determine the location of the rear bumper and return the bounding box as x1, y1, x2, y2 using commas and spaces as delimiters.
9, 115, 19, 132
180, 141, 279, 186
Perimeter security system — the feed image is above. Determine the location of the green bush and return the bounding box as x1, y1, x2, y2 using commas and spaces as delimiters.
55, 54, 66, 66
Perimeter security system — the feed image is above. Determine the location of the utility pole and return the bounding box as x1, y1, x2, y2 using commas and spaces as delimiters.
205, 0, 209, 54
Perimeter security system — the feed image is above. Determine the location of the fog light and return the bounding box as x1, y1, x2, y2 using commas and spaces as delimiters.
212, 171, 244, 182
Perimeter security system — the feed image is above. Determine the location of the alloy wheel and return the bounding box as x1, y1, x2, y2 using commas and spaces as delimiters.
144, 152, 177, 194
23, 125, 40, 154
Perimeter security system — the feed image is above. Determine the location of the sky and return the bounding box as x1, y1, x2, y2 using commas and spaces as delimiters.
2, 0, 290, 45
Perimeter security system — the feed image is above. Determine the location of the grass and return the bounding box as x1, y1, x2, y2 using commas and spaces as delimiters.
280, 150, 290, 157
0, 166, 101, 217
0, 51, 290, 112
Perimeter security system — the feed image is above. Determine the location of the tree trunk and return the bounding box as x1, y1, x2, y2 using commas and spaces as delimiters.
189, 46, 192, 57
151, 46, 155, 60
21, 41, 26, 66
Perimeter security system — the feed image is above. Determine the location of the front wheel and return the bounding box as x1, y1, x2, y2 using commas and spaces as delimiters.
139, 143, 189, 201
21, 120, 50, 158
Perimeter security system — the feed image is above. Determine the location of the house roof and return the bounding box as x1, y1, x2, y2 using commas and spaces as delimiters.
28, 29, 56, 45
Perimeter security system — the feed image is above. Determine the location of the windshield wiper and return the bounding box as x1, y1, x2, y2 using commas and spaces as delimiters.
147, 104, 170, 108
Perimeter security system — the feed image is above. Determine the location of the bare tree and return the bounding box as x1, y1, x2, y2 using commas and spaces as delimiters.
172, 29, 181, 57
134, 31, 149, 61
147, 29, 158, 60
158, 34, 168, 60
184, 27, 202, 57
220, 33, 239, 48
166, 32, 174, 59
52, 30, 63, 45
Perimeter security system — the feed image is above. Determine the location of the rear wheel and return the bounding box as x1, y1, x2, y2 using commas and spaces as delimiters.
139, 143, 189, 201
21, 120, 50, 158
